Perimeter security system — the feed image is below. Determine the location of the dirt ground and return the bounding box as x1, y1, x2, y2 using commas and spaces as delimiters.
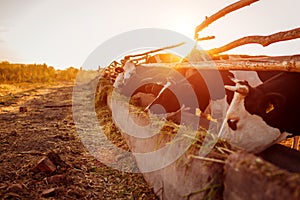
0, 82, 158, 199
0, 81, 298, 200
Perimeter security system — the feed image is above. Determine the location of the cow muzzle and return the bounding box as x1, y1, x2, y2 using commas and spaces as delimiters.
225, 84, 249, 96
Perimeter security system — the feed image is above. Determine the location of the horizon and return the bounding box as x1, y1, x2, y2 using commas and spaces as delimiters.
0, 60, 79, 70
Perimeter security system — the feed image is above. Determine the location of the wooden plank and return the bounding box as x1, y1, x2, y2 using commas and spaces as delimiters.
139, 54, 300, 72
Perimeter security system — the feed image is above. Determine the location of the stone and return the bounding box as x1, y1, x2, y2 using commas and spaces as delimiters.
35, 157, 56, 173
46, 174, 66, 184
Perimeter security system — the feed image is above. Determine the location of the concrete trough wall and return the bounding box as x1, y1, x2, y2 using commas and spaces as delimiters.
224, 151, 300, 200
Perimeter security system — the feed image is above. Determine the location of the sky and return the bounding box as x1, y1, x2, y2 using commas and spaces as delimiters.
0, 0, 299, 69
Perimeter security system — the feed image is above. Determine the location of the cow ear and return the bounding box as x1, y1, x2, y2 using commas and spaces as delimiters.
260, 93, 286, 114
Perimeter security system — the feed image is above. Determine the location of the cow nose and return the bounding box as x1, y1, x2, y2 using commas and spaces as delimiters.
227, 118, 239, 131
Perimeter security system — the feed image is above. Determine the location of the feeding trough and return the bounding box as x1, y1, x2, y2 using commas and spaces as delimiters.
92, 0, 300, 199
94, 54, 300, 199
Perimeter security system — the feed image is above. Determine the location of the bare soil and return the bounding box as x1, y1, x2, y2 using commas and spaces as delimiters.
0, 83, 158, 199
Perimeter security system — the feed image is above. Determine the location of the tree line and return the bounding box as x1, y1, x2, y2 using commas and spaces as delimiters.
0, 61, 79, 83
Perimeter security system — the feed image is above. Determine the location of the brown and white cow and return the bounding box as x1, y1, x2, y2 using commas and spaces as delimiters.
114, 60, 235, 125
219, 72, 300, 153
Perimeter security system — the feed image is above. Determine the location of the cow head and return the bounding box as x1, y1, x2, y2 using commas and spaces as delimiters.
113, 61, 136, 89
218, 79, 291, 153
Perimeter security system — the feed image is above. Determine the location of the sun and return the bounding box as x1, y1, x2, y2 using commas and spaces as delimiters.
169, 18, 196, 39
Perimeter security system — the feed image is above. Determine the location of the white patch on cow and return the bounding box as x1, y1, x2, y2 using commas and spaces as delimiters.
113, 73, 124, 88
123, 61, 136, 80
218, 89, 291, 153
230, 71, 262, 87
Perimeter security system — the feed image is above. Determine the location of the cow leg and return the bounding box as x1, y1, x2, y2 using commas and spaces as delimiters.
292, 136, 300, 150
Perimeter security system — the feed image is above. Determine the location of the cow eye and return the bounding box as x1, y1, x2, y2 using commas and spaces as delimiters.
265, 102, 275, 114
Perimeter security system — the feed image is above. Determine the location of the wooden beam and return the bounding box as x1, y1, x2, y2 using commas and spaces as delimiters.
139, 55, 300, 72
208, 27, 300, 55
